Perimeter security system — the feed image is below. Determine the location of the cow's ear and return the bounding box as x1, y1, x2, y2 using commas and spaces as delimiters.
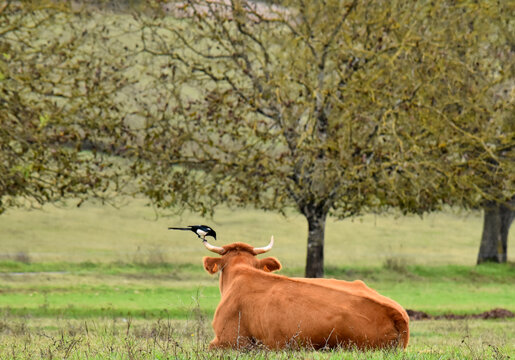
259, 257, 282, 272
203, 257, 221, 274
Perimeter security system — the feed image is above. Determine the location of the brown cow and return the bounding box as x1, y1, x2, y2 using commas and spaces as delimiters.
202, 237, 409, 350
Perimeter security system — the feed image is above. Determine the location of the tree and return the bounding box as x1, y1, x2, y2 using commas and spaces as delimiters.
0, 2, 131, 213
2, 1, 512, 275
477, 197, 514, 264
476, 78, 514, 264
124, 0, 513, 276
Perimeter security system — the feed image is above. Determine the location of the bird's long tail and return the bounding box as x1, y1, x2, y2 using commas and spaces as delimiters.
168, 227, 191, 231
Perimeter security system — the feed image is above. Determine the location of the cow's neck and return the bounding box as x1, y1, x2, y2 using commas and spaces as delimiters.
219, 268, 235, 296
218, 264, 250, 296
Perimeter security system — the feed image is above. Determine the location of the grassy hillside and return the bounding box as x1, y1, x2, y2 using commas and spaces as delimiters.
1, 198, 512, 268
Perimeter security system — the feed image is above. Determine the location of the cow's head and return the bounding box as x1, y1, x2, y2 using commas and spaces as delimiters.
202, 236, 281, 276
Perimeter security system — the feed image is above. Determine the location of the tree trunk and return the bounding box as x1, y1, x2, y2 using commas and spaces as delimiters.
304, 210, 327, 278
477, 198, 514, 264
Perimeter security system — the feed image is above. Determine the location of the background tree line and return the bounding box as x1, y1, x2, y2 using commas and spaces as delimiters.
1, 0, 513, 276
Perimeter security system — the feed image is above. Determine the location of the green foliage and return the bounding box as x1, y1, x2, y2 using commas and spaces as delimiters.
0, 2, 134, 214
128, 0, 514, 216
4, 1, 508, 217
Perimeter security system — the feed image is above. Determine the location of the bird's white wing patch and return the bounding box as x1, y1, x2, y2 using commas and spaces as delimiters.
196, 229, 208, 236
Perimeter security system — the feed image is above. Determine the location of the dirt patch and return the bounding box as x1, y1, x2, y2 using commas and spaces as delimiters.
407, 309, 432, 320
407, 308, 515, 321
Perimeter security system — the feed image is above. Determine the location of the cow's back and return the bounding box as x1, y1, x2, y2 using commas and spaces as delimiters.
296, 277, 410, 348
215, 268, 409, 349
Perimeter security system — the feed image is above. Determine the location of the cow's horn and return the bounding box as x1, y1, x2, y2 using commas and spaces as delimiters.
253, 236, 274, 255
202, 240, 225, 254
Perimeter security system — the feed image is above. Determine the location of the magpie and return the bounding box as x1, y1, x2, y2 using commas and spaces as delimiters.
168, 225, 217, 241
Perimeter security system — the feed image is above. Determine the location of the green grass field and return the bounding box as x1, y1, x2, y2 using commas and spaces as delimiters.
1, 262, 514, 319
1, 200, 514, 359
0, 316, 513, 359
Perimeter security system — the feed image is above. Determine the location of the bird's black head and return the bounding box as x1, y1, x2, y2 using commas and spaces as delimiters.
203, 225, 216, 240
